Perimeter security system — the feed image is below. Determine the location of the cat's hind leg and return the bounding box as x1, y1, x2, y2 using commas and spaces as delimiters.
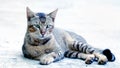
64, 50, 95, 64
63, 31, 115, 64
71, 41, 116, 65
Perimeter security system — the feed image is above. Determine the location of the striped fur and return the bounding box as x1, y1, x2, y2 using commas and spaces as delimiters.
64, 50, 95, 64
71, 41, 95, 54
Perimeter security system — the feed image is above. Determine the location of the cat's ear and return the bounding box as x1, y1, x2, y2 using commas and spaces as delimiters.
48, 9, 58, 22
26, 7, 35, 21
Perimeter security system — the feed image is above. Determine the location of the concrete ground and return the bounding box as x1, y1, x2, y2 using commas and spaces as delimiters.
0, 0, 120, 68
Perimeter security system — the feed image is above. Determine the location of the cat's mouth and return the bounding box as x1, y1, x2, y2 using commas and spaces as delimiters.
39, 35, 46, 40
39, 33, 51, 40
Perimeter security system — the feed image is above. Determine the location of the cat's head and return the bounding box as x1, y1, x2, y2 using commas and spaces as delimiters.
26, 7, 58, 40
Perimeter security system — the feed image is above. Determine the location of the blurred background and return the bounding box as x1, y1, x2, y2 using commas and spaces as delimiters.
0, 0, 120, 67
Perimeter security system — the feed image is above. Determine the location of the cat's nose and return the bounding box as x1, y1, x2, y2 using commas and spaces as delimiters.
40, 30, 46, 35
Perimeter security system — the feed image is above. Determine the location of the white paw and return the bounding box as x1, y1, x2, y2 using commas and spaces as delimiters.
40, 55, 54, 65
85, 54, 95, 64
98, 55, 108, 65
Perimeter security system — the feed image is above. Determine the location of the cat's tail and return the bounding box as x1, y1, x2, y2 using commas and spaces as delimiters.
102, 49, 116, 62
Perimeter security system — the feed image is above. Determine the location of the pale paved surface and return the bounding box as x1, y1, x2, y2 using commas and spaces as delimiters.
0, 0, 120, 68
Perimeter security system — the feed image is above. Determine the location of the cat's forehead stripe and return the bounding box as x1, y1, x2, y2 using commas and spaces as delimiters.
36, 13, 46, 23
36, 13, 46, 18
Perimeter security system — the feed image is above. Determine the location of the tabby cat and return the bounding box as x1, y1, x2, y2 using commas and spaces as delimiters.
22, 7, 115, 65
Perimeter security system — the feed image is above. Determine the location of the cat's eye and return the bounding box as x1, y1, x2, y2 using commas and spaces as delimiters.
46, 25, 53, 29
28, 25, 36, 32
35, 25, 40, 29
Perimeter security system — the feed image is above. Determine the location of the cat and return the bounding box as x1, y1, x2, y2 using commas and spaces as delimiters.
22, 7, 115, 65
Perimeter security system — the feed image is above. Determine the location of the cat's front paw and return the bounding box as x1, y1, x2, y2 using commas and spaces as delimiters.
40, 55, 54, 65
